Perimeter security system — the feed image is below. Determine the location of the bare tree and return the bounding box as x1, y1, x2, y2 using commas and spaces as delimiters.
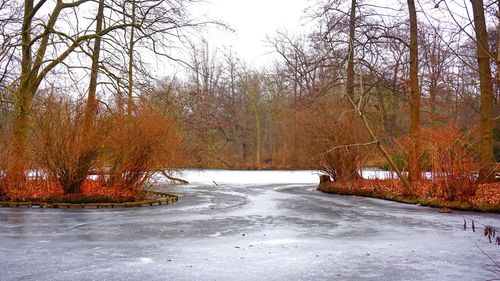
7, 0, 132, 184
407, 0, 421, 182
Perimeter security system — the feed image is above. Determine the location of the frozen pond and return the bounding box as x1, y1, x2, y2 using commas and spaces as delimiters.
0, 170, 499, 280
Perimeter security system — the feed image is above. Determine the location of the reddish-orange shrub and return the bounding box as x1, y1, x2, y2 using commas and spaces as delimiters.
320, 178, 500, 207
8, 93, 182, 200
1, 179, 64, 201
97, 101, 181, 191
297, 96, 370, 181
421, 125, 478, 200
30, 95, 105, 194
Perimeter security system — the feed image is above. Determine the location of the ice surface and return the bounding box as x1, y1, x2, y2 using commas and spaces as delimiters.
154, 168, 436, 185
0, 170, 498, 281
154, 169, 321, 185
153, 168, 406, 185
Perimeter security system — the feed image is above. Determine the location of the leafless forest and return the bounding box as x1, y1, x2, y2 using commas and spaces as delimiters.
0, 0, 498, 202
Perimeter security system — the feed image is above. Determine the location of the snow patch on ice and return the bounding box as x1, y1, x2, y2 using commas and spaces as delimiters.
139, 257, 153, 264
255, 239, 304, 245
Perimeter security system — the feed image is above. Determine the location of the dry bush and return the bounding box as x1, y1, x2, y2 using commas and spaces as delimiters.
420, 125, 478, 201
98, 102, 180, 191
297, 97, 370, 181
21, 93, 181, 198
25, 93, 180, 194
31, 95, 103, 194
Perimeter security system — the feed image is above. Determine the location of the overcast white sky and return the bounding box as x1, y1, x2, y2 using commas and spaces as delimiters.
192, 0, 313, 67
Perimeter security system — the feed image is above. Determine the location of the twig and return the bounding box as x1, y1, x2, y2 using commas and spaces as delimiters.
476, 244, 500, 269
160, 170, 188, 185
464, 217, 498, 229
313, 140, 378, 160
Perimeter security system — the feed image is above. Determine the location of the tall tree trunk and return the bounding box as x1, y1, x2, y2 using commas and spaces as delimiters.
84, 0, 104, 129
127, 0, 136, 115
343, 0, 360, 179
346, 0, 356, 99
8, 0, 67, 185
407, 0, 421, 182
471, 0, 495, 182
9, 92, 31, 185
66, 0, 105, 194
7, 0, 34, 185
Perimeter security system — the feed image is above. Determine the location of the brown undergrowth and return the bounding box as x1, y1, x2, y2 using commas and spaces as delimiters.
0, 180, 143, 203
318, 179, 500, 212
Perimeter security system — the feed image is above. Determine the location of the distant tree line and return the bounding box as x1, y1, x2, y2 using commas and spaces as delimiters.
152, 1, 499, 180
